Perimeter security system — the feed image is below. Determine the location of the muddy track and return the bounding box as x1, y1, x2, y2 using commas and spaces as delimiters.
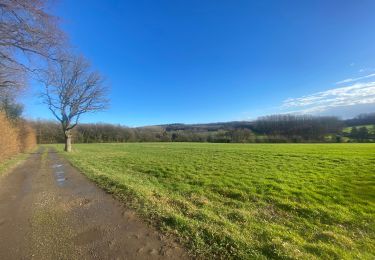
0, 147, 188, 259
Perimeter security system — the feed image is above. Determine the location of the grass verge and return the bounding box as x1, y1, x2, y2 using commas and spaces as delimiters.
0, 152, 31, 178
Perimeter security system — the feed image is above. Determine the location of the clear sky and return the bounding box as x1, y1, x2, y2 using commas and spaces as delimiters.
24, 0, 375, 126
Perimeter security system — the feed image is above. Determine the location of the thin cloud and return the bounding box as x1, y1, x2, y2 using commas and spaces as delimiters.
282, 81, 375, 114
359, 68, 375, 73
336, 73, 375, 84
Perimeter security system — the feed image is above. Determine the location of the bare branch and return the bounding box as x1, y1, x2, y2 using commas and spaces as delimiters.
40, 53, 109, 132
0, 0, 65, 89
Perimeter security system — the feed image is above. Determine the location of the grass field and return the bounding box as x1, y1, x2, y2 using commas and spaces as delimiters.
58, 143, 375, 259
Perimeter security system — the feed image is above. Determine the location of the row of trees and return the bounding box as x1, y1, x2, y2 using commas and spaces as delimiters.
30, 121, 258, 143
347, 126, 375, 141
32, 122, 257, 143
31, 113, 371, 144
253, 115, 343, 141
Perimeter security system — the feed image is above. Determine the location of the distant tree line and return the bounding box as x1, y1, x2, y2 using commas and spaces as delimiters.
253, 114, 343, 142
341, 113, 375, 142
345, 112, 375, 126
29, 113, 375, 144
345, 126, 375, 142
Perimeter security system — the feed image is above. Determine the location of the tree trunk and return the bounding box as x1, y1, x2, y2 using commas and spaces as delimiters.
64, 130, 72, 152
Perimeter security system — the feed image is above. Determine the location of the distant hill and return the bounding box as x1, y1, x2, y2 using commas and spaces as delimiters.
32, 112, 375, 144
147, 112, 375, 133
154, 121, 255, 132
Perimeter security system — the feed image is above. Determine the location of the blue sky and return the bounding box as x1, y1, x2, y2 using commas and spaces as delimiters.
24, 0, 375, 126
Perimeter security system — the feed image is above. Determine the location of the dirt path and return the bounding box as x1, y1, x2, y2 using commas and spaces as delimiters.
0, 147, 188, 259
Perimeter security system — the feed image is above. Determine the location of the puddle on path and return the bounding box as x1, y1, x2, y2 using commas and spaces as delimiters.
52, 164, 66, 186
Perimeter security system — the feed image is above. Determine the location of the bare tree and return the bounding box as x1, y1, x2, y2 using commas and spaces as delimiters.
0, 0, 63, 88
41, 54, 109, 152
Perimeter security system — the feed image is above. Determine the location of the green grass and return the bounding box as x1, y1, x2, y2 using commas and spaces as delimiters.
58, 143, 375, 259
0, 152, 30, 177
